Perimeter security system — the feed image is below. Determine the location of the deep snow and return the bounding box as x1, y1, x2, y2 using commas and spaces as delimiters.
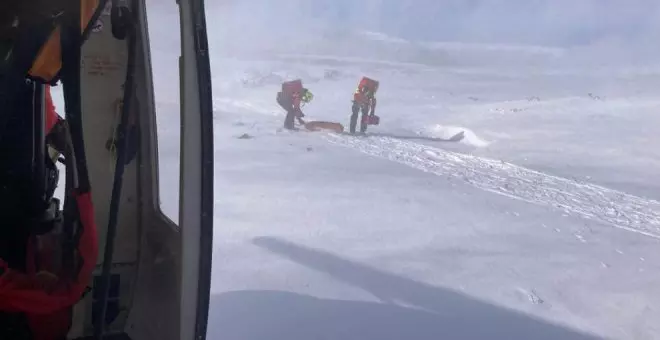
146, 5, 660, 339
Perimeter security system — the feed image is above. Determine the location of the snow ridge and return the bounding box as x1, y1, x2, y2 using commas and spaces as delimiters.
325, 133, 660, 239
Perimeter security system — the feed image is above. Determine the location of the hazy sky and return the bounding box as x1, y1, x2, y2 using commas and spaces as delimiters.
211, 0, 660, 46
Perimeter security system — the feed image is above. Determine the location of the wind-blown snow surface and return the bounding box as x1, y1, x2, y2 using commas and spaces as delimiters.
150, 16, 660, 340
198, 53, 660, 339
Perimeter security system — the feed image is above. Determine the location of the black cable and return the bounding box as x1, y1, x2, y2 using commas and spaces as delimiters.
93, 1, 135, 338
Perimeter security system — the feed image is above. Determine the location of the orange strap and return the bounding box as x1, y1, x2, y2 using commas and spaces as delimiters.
28, 0, 100, 82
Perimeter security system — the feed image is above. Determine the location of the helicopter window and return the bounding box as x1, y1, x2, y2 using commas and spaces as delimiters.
146, 0, 181, 223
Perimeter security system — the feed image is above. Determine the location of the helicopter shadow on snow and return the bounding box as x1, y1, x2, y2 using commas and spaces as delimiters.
206, 237, 603, 340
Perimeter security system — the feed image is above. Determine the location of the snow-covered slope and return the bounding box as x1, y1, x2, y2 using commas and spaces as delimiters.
146, 3, 660, 337
196, 49, 660, 339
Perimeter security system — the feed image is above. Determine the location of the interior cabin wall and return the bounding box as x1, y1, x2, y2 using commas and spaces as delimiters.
68, 0, 182, 338
70, 1, 137, 336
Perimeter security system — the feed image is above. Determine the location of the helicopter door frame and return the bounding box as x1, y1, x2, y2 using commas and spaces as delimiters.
178, 0, 214, 339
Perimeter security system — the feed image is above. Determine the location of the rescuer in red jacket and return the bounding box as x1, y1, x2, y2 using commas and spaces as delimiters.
350, 77, 379, 134
277, 79, 314, 130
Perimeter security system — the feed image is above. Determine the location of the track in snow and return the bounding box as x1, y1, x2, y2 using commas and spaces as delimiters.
324, 133, 660, 239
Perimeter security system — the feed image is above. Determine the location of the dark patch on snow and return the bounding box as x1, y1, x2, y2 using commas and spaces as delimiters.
588, 93, 603, 101
323, 69, 342, 80
218, 237, 605, 340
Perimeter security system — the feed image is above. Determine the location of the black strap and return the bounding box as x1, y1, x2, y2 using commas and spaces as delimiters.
60, 9, 90, 193
0, 19, 59, 143
58, 0, 91, 285
29, 82, 55, 235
